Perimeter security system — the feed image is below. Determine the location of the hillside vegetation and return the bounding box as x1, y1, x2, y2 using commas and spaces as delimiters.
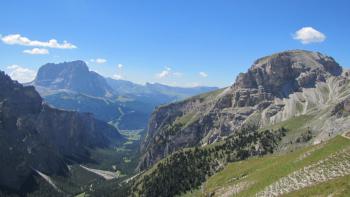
140, 50, 350, 170
186, 134, 350, 197
131, 125, 287, 196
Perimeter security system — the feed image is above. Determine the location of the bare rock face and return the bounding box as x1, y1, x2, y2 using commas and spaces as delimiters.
140, 50, 345, 169
331, 96, 350, 118
0, 71, 124, 192
30, 60, 218, 131
232, 50, 341, 103
32, 60, 114, 97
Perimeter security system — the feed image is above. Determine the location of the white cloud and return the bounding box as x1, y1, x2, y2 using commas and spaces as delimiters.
293, 27, 326, 44
96, 58, 107, 64
23, 48, 49, 55
5, 64, 36, 83
90, 58, 107, 64
156, 66, 182, 78
6, 65, 19, 69
157, 67, 171, 78
112, 74, 123, 80
1, 34, 77, 49
199, 71, 208, 78
157, 70, 170, 78
117, 64, 123, 69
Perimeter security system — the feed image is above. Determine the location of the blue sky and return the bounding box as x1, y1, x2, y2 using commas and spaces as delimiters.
0, 0, 349, 87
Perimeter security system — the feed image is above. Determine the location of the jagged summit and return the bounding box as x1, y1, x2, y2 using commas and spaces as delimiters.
234, 50, 342, 98
33, 60, 113, 97
140, 50, 350, 169
1, 71, 43, 115
35, 60, 89, 83
253, 50, 341, 77
0, 71, 124, 191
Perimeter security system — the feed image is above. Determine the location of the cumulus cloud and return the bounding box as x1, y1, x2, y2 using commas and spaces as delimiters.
293, 27, 326, 44
112, 74, 123, 80
1, 34, 77, 49
199, 71, 208, 78
5, 65, 36, 83
156, 66, 182, 78
23, 48, 49, 55
157, 67, 171, 78
96, 58, 107, 64
117, 64, 123, 69
90, 58, 107, 64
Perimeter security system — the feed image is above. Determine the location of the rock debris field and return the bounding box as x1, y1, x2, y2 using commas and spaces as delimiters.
256, 147, 350, 196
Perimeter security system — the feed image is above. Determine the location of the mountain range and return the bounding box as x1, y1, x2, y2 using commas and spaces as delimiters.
0, 71, 124, 195
29, 61, 218, 130
125, 50, 350, 197
140, 50, 350, 169
1, 50, 350, 197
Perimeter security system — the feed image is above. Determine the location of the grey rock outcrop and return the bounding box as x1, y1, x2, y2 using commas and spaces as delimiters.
32, 60, 114, 97
140, 50, 348, 169
0, 71, 124, 192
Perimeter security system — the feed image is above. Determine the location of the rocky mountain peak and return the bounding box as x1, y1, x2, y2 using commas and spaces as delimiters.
140, 50, 348, 169
35, 60, 89, 82
0, 70, 124, 191
33, 60, 113, 97
232, 50, 342, 104
1, 71, 42, 115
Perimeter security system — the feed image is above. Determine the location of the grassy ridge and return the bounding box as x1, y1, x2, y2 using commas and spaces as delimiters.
197, 135, 350, 196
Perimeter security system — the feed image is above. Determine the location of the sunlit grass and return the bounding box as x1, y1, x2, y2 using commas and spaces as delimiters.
201, 136, 350, 196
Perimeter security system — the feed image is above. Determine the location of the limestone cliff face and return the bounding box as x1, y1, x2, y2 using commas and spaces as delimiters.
33, 60, 114, 97
140, 50, 349, 169
0, 71, 124, 191
231, 50, 341, 106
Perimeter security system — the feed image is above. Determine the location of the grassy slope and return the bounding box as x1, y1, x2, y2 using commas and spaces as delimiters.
140, 84, 347, 197
188, 135, 350, 197
266, 114, 316, 153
